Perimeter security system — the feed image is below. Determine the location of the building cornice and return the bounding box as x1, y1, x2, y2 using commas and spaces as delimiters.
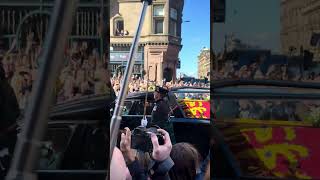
301, 0, 320, 15
111, 42, 169, 46
110, 34, 182, 46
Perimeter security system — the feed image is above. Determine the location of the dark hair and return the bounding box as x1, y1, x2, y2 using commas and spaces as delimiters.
169, 143, 200, 180
0, 63, 5, 80
72, 86, 80, 95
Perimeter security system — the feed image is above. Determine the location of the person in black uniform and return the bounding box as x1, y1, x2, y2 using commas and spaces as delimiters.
0, 63, 20, 177
151, 86, 176, 144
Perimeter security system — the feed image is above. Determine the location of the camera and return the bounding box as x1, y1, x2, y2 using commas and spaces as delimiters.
131, 125, 164, 152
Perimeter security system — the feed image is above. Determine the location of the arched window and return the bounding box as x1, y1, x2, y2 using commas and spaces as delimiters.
114, 17, 124, 36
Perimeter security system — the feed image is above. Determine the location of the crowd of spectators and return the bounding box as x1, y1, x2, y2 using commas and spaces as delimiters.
1, 32, 210, 110
2, 44, 210, 110
111, 74, 209, 96
1, 39, 41, 109
0, 35, 112, 109
56, 41, 110, 103
216, 99, 320, 121
212, 52, 320, 82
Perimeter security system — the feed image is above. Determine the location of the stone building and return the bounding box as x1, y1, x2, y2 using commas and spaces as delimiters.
281, 0, 320, 59
198, 47, 210, 79
110, 0, 184, 83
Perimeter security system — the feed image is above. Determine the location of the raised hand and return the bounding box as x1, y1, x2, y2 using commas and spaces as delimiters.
150, 129, 172, 162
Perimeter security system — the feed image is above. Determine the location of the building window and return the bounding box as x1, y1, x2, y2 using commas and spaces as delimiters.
169, 20, 176, 36
154, 5, 164, 16
170, 8, 177, 20
153, 5, 164, 34
114, 17, 124, 36
154, 19, 164, 34
169, 8, 177, 36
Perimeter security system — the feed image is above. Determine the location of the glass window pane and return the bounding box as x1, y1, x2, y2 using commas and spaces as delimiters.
170, 20, 176, 36
170, 8, 177, 20
117, 21, 123, 30
154, 5, 164, 16
155, 19, 164, 34
114, 19, 124, 36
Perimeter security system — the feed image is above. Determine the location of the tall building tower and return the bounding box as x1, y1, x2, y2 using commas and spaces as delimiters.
198, 47, 210, 79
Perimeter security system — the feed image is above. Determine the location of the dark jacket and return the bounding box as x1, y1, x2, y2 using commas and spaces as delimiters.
151, 98, 170, 127
127, 160, 147, 180
0, 79, 19, 133
0, 73, 20, 177
151, 98, 175, 143
128, 157, 173, 180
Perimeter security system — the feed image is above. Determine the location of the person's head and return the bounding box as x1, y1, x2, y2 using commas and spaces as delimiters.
239, 65, 250, 78
249, 62, 258, 70
22, 55, 28, 64
82, 41, 88, 50
310, 72, 316, 79
267, 65, 276, 75
82, 59, 89, 67
154, 86, 168, 101
81, 81, 89, 91
169, 143, 200, 180
136, 150, 153, 173
239, 100, 250, 111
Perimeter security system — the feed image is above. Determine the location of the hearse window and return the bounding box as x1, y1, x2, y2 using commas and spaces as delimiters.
38, 127, 73, 170
123, 101, 134, 115
173, 92, 210, 100
215, 98, 320, 125
129, 99, 154, 115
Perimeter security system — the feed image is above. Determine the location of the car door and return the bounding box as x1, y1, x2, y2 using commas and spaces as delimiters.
37, 120, 107, 180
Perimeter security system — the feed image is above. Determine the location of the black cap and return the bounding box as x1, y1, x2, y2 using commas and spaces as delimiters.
155, 86, 168, 94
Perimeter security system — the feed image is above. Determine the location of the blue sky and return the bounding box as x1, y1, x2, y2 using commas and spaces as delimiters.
177, 0, 210, 78
213, 0, 280, 53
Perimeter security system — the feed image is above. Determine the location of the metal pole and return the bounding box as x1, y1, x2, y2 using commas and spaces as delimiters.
143, 66, 151, 117
100, 0, 107, 62
110, 0, 152, 160
6, 0, 78, 179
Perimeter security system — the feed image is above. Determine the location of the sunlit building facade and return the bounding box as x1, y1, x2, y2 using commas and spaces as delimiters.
110, 0, 184, 83
198, 47, 210, 79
